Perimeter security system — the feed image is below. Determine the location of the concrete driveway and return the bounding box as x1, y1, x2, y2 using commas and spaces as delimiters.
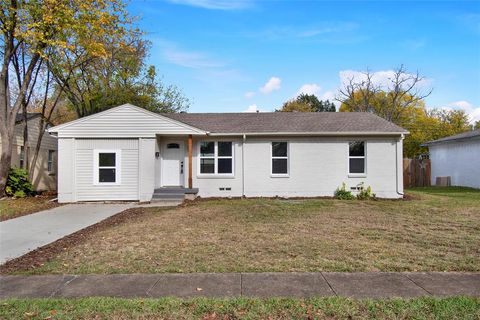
0, 203, 132, 264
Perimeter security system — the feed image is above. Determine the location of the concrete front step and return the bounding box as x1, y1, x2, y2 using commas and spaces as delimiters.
152, 194, 185, 200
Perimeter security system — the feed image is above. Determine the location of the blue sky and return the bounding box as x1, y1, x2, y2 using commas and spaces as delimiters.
129, 0, 480, 122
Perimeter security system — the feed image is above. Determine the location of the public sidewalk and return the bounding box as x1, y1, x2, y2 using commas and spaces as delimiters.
1, 272, 478, 299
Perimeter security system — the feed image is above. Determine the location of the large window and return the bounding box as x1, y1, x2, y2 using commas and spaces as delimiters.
94, 150, 121, 184
349, 141, 366, 174
48, 150, 55, 172
199, 141, 233, 175
271, 142, 288, 175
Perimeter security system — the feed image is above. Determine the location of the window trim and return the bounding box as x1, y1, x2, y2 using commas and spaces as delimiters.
348, 141, 367, 177
47, 150, 55, 172
198, 141, 234, 177
93, 149, 121, 185
271, 141, 289, 177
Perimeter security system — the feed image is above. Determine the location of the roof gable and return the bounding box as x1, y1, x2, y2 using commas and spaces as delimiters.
49, 104, 206, 138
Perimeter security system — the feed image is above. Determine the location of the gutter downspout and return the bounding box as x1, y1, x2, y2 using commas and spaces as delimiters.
396, 134, 405, 196
242, 134, 246, 197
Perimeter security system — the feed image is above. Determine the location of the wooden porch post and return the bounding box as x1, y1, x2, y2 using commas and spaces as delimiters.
188, 134, 193, 189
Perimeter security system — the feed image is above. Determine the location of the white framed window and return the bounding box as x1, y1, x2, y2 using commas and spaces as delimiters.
271, 141, 289, 176
198, 141, 233, 175
349, 141, 366, 175
47, 150, 55, 172
93, 149, 121, 185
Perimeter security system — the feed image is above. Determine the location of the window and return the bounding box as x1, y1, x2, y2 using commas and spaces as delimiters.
349, 141, 366, 175
48, 150, 54, 172
271, 142, 288, 175
199, 141, 233, 175
19, 146, 25, 169
94, 150, 121, 184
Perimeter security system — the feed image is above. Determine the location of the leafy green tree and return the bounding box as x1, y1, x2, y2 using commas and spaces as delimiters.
297, 94, 336, 112
278, 100, 313, 112
278, 94, 336, 112
0, 0, 135, 195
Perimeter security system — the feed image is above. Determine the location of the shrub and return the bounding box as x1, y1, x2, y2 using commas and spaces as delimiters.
356, 185, 376, 200
334, 182, 355, 200
5, 168, 34, 198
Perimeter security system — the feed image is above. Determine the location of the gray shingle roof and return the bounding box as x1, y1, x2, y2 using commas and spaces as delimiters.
423, 129, 480, 145
15, 113, 42, 123
163, 112, 407, 134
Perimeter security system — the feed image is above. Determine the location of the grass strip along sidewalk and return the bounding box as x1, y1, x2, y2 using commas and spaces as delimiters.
1, 297, 479, 320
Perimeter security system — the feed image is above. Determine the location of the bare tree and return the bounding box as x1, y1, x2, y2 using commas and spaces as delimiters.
337, 65, 432, 124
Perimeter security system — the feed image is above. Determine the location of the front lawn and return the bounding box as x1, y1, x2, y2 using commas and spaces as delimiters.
4, 187, 480, 274
1, 297, 478, 320
0, 196, 59, 221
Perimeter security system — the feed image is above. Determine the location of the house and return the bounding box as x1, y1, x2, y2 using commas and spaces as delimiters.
0, 113, 57, 191
48, 104, 408, 203
423, 129, 480, 189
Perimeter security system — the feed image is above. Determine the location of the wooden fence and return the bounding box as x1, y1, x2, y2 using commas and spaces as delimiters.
403, 158, 431, 188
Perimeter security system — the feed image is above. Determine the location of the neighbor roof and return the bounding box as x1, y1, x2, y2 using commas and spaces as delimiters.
423, 129, 480, 146
164, 112, 408, 135
15, 113, 42, 123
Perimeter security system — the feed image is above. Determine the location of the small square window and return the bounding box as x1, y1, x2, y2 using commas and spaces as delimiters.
200, 158, 215, 173
272, 158, 288, 174
272, 142, 287, 157
218, 142, 232, 157
200, 142, 215, 157
99, 168, 116, 182
99, 153, 116, 166
218, 158, 232, 173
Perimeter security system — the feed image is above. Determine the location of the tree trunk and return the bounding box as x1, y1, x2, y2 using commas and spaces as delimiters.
0, 130, 13, 196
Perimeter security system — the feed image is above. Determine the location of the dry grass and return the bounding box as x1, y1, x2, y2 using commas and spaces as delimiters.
0, 196, 59, 221
20, 187, 480, 274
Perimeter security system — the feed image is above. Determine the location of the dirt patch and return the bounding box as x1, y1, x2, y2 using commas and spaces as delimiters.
0, 207, 146, 274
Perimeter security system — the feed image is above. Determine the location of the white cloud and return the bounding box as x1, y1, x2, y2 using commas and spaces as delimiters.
243, 104, 267, 113
260, 77, 281, 94
244, 91, 255, 99
296, 83, 321, 96
339, 69, 431, 90
447, 100, 480, 123
166, 0, 251, 10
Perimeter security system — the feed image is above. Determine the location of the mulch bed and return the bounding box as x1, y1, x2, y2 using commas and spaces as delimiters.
0, 207, 147, 274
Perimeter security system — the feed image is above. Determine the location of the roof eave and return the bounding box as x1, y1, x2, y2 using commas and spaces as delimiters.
207, 131, 409, 136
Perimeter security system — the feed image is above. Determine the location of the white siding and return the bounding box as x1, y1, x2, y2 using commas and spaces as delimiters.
191, 136, 403, 199
53, 105, 203, 138
429, 139, 480, 188
58, 138, 75, 202
74, 139, 139, 201
138, 138, 156, 202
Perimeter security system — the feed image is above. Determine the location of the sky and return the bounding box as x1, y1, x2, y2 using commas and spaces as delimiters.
128, 0, 480, 122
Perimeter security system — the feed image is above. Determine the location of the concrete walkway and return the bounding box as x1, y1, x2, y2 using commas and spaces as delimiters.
0, 203, 132, 264
1, 272, 478, 299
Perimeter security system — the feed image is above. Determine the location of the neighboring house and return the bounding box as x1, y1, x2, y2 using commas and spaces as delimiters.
48, 104, 408, 203
0, 113, 57, 191
423, 129, 480, 189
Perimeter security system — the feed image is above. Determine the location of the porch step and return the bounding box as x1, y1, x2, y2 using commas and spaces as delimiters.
152, 193, 185, 200
152, 187, 198, 203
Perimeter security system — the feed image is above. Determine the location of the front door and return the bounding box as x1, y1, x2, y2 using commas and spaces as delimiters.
162, 141, 184, 186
